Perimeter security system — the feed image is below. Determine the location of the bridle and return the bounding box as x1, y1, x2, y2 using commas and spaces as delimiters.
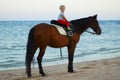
85, 17, 96, 35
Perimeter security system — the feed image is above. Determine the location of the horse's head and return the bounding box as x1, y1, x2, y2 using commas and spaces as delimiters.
89, 15, 101, 35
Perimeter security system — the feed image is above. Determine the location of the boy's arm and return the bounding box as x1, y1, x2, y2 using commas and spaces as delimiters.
62, 15, 68, 21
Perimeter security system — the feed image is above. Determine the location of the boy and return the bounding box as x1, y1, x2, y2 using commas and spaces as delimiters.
57, 5, 71, 30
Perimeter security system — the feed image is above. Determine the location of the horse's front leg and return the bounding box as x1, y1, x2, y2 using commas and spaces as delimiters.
67, 44, 76, 72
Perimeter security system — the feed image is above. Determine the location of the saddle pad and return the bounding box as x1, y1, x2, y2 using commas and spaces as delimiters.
51, 24, 67, 36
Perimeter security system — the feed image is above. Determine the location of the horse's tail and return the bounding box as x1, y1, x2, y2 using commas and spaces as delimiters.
25, 27, 36, 76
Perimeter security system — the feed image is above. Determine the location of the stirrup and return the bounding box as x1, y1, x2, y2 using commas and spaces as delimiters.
68, 31, 73, 36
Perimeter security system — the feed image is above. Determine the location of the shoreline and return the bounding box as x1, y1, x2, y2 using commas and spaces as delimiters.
0, 54, 119, 72
0, 57, 120, 80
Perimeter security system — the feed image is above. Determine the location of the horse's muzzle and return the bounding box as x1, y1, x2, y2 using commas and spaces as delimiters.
96, 28, 101, 35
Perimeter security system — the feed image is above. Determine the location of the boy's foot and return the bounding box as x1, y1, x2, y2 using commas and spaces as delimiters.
67, 27, 71, 31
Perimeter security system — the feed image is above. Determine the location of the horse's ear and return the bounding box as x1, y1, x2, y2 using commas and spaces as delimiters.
94, 14, 97, 18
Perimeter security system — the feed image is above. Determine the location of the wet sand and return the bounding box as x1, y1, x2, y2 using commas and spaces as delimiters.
0, 57, 120, 80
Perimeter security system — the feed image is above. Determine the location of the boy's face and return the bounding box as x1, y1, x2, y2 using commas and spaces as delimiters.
60, 7, 65, 12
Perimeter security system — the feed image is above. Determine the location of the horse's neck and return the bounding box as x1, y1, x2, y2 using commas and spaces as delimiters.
75, 26, 88, 36
71, 19, 89, 35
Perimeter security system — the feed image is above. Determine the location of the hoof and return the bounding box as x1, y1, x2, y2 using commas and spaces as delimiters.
27, 74, 32, 77
68, 69, 74, 73
41, 73, 46, 77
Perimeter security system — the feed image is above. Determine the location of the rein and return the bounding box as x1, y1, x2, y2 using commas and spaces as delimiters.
60, 48, 63, 58
85, 30, 95, 35
59, 30, 95, 59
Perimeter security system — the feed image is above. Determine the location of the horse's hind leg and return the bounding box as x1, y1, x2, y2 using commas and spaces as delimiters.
37, 46, 47, 76
26, 43, 37, 77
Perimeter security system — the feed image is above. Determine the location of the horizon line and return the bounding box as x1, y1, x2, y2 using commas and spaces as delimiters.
0, 19, 120, 21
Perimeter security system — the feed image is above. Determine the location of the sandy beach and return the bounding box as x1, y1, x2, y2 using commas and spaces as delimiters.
0, 57, 120, 80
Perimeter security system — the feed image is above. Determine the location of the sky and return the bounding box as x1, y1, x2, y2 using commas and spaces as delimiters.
0, 0, 120, 21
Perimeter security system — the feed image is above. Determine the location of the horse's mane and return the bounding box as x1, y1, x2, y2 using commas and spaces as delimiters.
70, 17, 90, 23
70, 17, 90, 27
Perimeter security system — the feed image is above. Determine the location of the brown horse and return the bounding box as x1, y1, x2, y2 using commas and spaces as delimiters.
25, 15, 101, 77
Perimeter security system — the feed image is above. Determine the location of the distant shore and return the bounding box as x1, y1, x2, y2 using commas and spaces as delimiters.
0, 57, 120, 80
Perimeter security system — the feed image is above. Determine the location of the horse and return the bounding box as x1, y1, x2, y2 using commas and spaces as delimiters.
25, 15, 101, 77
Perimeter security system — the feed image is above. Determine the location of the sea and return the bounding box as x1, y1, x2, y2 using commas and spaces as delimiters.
0, 20, 120, 71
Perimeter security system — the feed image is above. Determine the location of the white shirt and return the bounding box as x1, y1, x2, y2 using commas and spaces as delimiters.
57, 12, 64, 20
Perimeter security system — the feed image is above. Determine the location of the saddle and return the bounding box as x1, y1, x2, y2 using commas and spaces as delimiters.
50, 20, 75, 36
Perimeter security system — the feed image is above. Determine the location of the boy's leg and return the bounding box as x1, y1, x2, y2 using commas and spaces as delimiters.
57, 20, 71, 30
57, 20, 66, 25
65, 21, 71, 30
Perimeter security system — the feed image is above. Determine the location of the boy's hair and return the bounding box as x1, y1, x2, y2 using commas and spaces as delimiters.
60, 5, 65, 9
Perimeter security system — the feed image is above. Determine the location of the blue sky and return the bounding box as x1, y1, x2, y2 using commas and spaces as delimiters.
0, 0, 120, 20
